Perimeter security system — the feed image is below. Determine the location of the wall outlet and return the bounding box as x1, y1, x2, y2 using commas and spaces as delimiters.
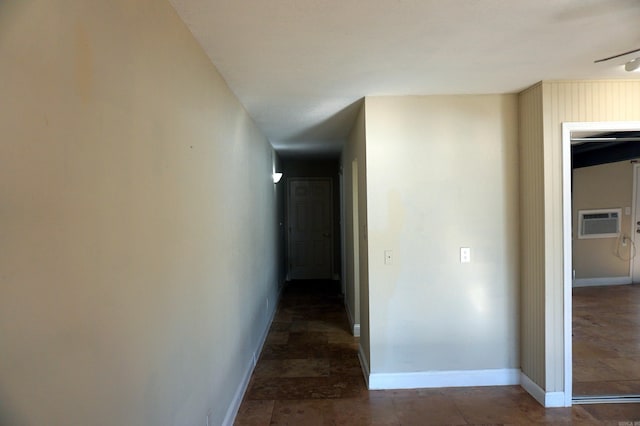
460, 247, 471, 263
384, 250, 393, 265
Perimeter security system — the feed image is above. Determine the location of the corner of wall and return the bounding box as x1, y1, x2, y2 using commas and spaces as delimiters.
520, 372, 567, 408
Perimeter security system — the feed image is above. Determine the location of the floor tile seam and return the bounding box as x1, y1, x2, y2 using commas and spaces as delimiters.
447, 394, 556, 425
392, 394, 471, 425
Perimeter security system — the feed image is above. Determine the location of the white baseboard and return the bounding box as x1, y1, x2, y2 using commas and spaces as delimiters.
222, 356, 255, 426
223, 286, 281, 426
520, 372, 567, 407
344, 302, 360, 337
359, 364, 568, 408
573, 276, 632, 287
358, 344, 370, 389
367, 368, 520, 390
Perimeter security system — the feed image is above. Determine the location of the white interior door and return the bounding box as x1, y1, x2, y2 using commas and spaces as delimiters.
287, 178, 333, 279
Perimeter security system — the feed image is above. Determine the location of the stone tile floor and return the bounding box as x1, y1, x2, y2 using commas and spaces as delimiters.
235, 280, 640, 425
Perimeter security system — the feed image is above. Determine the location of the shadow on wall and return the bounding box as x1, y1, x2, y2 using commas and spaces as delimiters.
0, 393, 27, 426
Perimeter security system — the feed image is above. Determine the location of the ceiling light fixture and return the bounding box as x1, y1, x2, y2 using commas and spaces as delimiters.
272, 172, 283, 183
625, 57, 640, 72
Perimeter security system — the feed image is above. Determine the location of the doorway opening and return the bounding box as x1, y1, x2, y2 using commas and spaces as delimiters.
282, 158, 342, 283
287, 177, 334, 279
562, 122, 640, 405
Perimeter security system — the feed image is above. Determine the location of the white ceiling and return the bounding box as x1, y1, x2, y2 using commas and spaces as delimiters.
168, 0, 640, 158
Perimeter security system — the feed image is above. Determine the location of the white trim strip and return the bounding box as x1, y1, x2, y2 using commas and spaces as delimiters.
353, 324, 361, 337
222, 357, 255, 426
367, 368, 520, 391
223, 287, 281, 426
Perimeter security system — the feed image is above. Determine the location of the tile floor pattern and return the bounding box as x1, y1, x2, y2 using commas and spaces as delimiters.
235, 280, 640, 425
573, 284, 640, 396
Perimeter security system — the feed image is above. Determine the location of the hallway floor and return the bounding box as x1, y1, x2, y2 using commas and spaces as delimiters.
234, 280, 640, 425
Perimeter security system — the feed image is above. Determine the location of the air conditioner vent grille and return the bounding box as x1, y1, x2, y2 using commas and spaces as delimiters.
578, 209, 621, 239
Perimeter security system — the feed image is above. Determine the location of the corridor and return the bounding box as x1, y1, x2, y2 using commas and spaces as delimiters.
234, 280, 640, 425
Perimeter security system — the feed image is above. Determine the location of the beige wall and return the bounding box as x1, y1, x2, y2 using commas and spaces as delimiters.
520, 80, 640, 395
342, 102, 370, 365
364, 95, 519, 373
573, 161, 634, 280
0, 1, 280, 425
518, 83, 546, 388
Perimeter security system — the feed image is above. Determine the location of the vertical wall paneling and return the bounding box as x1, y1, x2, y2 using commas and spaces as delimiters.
526, 80, 640, 401
545, 80, 640, 394
518, 83, 546, 390
342, 101, 370, 370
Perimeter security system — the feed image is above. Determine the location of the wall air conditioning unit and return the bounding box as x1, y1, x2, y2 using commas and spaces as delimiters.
578, 208, 621, 239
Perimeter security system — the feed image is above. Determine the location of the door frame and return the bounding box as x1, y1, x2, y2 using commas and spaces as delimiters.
562, 121, 640, 406
351, 159, 360, 336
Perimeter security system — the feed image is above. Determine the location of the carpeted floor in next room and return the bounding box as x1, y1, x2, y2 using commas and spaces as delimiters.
234, 280, 640, 425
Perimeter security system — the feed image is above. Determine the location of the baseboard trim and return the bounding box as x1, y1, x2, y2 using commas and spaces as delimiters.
357, 344, 370, 389
573, 276, 632, 287
344, 302, 360, 337
360, 365, 569, 407
223, 285, 282, 426
367, 368, 520, 390
520, 372, 566, 407
222, 356, 255, 426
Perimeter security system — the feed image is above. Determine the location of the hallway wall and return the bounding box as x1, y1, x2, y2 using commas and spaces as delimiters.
0, 1, 280, 425
364, 95, 520, 377
342, 103, 370, 366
